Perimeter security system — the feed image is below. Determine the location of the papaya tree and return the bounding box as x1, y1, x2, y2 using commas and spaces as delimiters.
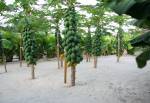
45, 0, 65, 68
15, 0, 38, 79
103, 0, 150, 68
53, 8, 64, 69
56, 24, 64, 66
82, 1, 108, 67
84, 24, 92, 62
92, 26, 101, 68
63, 4, 83, 86
55, 20, 64, 68
77, 15, 93, 62
0, 0, 9, 72
55, 20, 60, 69
0, 32, 7, 72
113, 15, 129, 62
116, 16, 124, 62
0, 33, 2, 59
23, 18, 37, 79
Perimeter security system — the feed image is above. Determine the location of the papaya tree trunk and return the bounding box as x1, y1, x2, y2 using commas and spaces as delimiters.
4, 56, 7, 73
20, 48, 22, 67
86, 53, 88, 62
31, 64, 35, 79
71, 65, 76, 86
57, 43, 60, 69
2, 52, 7, 72
20, 34, 23, 67
117, 33, 120, 62
4, 59, 7, 72
61, 59, 63, 67
94, 56, 97, 68
27, 63, 29, 67
64, 60, 67, 84
88, 54, 90, 62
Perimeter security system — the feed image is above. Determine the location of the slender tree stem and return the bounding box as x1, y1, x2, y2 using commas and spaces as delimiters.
31, 64, 35, 79
2, 50, 7, 72
56, 22, 60, 69
64, 60, 67, 84
71, 65, 76, 86
88, 54, 90, 62
61, 59, 63, 67
86, 53, 88, 62
20, 47, 22, 67
4, 56, 7, 72
20, 34, 23, 67
117, 33, 120, 62
57, 43, 60, 69
94, 56, 97, 68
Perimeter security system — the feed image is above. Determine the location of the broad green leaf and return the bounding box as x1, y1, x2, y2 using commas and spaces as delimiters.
136, 48, 150, 68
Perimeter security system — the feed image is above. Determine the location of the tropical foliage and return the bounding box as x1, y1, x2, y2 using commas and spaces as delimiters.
0, 0, 147, 86
103, 0, 150, 68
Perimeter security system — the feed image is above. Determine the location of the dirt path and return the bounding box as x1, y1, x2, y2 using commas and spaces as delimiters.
0, 55, 150, 103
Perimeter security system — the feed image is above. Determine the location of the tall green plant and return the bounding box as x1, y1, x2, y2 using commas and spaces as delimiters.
114, 15, 125, 62
63, 4, 83, 86
23, 18, 37, 79
84, 26, 92, 62
0, 32, 7, 72
92, 26, 101, 68
55, 21, 63, 69
55, 25, 63, 55
0, 33, 2, 57
117, 22, 124, 62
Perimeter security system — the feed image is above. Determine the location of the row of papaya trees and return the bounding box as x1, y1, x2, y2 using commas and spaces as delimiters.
0, 31, 56, 62
0, 27, 137, 86
0, 0, 141, 86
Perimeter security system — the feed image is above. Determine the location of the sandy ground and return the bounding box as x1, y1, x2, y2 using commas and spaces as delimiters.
0, 55, 150, 103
